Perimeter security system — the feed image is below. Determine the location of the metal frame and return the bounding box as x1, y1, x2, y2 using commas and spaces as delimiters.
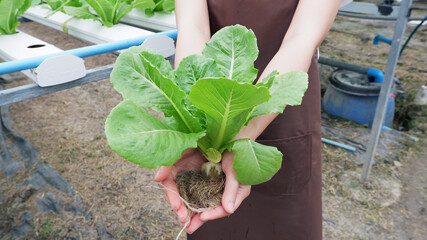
361, 0, 414, 181
0, 65, 113, 106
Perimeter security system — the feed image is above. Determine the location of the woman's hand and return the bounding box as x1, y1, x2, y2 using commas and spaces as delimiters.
155, 150, 251, 234
154, 149, 206, 226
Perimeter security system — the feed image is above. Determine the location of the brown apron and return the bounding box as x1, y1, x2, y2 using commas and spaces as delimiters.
188, 0, 322, 239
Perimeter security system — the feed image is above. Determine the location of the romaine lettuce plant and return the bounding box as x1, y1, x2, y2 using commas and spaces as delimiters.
32, 0, 42, 6
44, 0, 83, 17
0, 0, 32, 35
144, 0, 174, 16
64, 0, 155, 27
105, 25, 308, 185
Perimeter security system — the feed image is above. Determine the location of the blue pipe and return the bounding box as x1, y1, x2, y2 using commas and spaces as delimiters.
321, 138, 357, 152
373, 35, 392, 45
382, 126, 419, 141
318, 57, 384, 83
367, 67, 384, 83
0, 29, 178, 75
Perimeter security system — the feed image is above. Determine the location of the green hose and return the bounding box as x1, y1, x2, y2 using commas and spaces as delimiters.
400, 15, 427, 57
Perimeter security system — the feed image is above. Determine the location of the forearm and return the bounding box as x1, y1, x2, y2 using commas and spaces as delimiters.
174, 0, 210, 68
234, 40, 315, 141
234, 40, 314, 141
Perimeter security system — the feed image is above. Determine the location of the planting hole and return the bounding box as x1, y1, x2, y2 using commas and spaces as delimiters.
27, 44, 46, 49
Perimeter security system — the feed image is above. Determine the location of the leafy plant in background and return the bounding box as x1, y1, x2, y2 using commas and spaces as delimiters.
44, 0, 83, 17
0, 0, 32, 35
64, 0, 155, 27
144, 0, 174, 16
105, 25, 308, 185
31, 0, 42, 6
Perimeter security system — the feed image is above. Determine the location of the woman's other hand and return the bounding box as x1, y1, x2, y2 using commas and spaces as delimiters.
154, 149, 206, 226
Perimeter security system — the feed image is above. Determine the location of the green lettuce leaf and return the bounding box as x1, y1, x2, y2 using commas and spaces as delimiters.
105, 100, 205, 168
17, 0, 32, 15
32, 0, 43, 6
230, 139, 282, 185
64, 5, 99, 21
250, 70, 308, 120
45, 0, 82, 17
137, 47, 175, 80
144, 0, 174, 16
161, 0, 174, 11
258, 70, 278, 89
46, 0, 63, 10
202, 24, 259, 84
174, 54, 224, 129
110, 46, 202, 133
0, 0, 32, 35
87, 0, 114, 26
175, 54, 224, 95
133, 0, 155, 9
114, 2, 134, 23
65, 0, 155, 27
189, 78, 270, 150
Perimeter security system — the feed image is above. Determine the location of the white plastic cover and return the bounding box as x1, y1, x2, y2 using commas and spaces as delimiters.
140, 35, 175, 58
35, 54, 86, 87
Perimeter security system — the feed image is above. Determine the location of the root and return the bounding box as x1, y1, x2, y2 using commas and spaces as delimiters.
143, 171, 225, 239
176, 208, 191, 240
155, 183, 207, 213
201, 162, 223, 179
176, 170, 225, 211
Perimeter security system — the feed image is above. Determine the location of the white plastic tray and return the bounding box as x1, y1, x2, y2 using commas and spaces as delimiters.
0, 31, 86, 87
120, 9, 176, 32
23, 5, 154, 44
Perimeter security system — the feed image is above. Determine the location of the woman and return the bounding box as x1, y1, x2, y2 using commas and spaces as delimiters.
155, 0, 340, 239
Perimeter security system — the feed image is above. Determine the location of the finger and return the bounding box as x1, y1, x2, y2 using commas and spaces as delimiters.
199, 206, 229, 222
162, 177, 183, 211
161, 186, 171, 206
175, 204, 189, 225
186, 214, 205, 234
160, 178, 189, 224
221, 154, 238, 214
234, 185, 251, 209
154, 166, 172, 182
199, 186, 251, 222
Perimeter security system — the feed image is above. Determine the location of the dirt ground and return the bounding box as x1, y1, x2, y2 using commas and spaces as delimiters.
1, 9, 426, 240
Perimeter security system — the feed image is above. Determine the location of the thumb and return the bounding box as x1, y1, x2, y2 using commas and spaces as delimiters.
154, 166, 172, 182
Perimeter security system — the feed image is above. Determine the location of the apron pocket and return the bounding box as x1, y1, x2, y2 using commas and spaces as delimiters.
253, 133, 312, 195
